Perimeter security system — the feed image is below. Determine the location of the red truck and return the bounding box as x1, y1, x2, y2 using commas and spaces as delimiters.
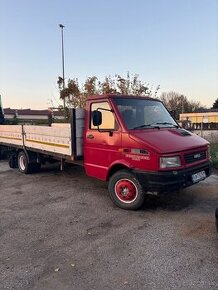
0, 95, 212, 210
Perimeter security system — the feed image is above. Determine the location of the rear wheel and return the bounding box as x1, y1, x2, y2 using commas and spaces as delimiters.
18, 151, 33, 174
108, 169, 145, 210
9, 154, 18, 168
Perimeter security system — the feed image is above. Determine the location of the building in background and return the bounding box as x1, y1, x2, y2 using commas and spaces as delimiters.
180, 109, 218, 124
3, 108, 64, 124
180, 109, 218, 130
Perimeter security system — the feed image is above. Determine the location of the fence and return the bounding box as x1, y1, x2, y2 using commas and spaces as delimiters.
179, 122, 218, 143
181, 122, 218, 131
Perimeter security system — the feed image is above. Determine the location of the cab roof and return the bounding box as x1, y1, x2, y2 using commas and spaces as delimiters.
87, 94, 160, 102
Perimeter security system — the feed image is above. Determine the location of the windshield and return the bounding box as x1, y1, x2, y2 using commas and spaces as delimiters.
113, 98, 178, 130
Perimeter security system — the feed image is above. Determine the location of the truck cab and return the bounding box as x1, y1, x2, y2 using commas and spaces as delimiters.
84, 95, 211, 209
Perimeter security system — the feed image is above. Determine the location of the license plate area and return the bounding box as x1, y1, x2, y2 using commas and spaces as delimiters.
192, 170, 206, 183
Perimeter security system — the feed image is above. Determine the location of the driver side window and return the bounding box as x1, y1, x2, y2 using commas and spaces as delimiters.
91, 102, 116, 130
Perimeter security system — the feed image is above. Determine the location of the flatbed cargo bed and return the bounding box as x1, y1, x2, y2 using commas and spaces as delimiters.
0, 108, 85, 161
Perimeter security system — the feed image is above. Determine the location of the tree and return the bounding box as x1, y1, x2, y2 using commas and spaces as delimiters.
212, 98, 218, 109
57, 73, 160, 112
159, 91, 203, 120
11, 115, 18, 125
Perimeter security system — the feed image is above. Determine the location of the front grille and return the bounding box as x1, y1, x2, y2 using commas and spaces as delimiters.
184, 151, 206, 164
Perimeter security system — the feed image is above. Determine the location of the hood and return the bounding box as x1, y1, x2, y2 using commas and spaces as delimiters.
129, 128, 208, 154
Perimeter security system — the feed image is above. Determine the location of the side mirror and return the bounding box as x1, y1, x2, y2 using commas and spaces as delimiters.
92, 110, 102, 127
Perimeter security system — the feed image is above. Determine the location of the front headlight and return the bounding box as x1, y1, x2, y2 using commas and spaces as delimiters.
160, 156, 181, 168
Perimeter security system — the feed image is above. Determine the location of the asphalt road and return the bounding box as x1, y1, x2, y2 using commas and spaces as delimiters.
0, 160, 218, 290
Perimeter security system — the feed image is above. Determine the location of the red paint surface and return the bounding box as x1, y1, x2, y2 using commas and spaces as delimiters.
115, 179, 137, 202
84, 95, 209, 181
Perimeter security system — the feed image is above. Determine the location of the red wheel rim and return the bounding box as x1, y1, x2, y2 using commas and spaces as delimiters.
115, 179, 138, 203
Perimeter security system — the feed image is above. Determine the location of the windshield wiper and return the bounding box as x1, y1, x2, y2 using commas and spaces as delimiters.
133, 122, 178, 130
155, 122, 178, 128
133, 124, 160, 130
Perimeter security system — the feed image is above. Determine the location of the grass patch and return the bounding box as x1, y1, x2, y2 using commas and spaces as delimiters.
210, 143, 218, 169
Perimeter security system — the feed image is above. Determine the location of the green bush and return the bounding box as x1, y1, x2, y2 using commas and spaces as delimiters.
210, 144, 218, 169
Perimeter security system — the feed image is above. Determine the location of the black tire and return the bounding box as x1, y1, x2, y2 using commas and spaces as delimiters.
9, 154, 18, 168
17, 151, 33, 174
108, 169, 145, 210
215, 208, 218, 232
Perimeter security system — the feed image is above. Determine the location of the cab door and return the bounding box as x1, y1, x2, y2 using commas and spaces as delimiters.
84, 100, 121, 180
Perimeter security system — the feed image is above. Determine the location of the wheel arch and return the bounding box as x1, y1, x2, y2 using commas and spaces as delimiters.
18, 149, 39, 163
107, 161, 132, 181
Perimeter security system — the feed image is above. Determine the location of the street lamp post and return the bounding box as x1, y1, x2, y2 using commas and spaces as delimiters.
59, 24, 65, 110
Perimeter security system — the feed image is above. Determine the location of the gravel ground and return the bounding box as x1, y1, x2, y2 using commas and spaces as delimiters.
0, 160, 218, 290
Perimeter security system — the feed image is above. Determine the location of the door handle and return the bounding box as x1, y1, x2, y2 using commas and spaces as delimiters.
87, 134, 94, 139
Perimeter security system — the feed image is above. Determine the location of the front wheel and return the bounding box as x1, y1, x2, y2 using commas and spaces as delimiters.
108, 170, 145, 210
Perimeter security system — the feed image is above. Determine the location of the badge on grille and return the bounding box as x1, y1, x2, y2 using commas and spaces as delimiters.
194, 153, 201, 159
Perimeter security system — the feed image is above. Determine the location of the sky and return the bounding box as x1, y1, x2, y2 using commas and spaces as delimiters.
0, 0, 217, 109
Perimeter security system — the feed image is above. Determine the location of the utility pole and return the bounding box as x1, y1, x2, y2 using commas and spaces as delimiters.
59, 24, 66, 110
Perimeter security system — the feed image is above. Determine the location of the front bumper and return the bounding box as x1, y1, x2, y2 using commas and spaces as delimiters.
134, 161, 212, 193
